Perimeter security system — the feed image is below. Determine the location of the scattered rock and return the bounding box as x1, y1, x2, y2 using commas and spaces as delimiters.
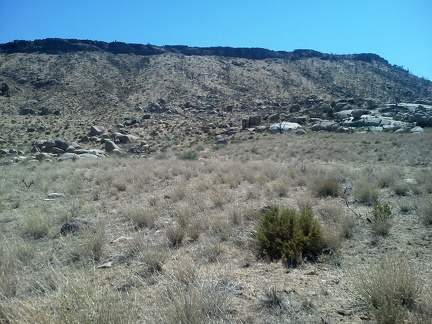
105, 139, 120, 152
89, 125, 105, 136
47, 193, 64, 199
60, 218, 94, 235
269, 122, 301, 133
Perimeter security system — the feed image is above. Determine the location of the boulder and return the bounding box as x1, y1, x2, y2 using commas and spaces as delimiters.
58, 153, 80, 161
241, 118, 249, 129
20, 108, 36, 115
249, 115, 262, 127
269, 122, 301, 133
295, 129, 307, 136
363, 117, 382, 127
351, 109, 369, 119
105, 139, 120, 152
411, 126, 425, 133
312, 120, 340, 132
39, 107, 60, 116
89, 125, 105, 136
54, 137, 70, 151
116, 134, 138, 143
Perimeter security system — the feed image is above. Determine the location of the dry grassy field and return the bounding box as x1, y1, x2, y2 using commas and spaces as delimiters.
1, 130, 432, 323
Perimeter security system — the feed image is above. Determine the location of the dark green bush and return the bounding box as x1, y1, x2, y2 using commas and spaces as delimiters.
256, 206, 323, 266
177, 150, 198, 160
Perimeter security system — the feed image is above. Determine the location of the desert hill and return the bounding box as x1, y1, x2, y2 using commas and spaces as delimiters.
1, 38, 431, 112
1, 38, 432, 155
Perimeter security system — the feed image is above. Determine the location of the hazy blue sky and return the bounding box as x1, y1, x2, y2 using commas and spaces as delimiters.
1, 0, 431, 80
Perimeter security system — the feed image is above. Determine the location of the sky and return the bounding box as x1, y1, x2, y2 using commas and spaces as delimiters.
1, 0, 431, 80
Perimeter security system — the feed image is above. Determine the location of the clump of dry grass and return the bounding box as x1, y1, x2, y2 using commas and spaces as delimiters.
308, 177, 340, 198
353, 256, 422, 323
64, 223, 106, 263
418, 200, 432, 225
160, 262, 230, 323
258, 285, 286, 311
22, 206, 53, 239
353, 180, 379, 206
122, 204, 156, 229
317, 202, 357, 240
166, 225, 186, 247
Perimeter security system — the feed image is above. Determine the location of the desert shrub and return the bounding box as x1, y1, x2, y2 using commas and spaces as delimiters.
353, 257, 422, 323
162, 264, 229, 323
317, 202, 356, 239
259, 285, 285, 311
419, 201, 432, 225
22, 207, 52, 239
309, 178, 340, 197
256, 206, 323, 266
123, 205, 156, 229
0, 248, 17, 300
166, 226, 186, 247
392, 182, 410, 196
66, 225, 106, 263
354, 180, 379, 206
53, 278, 138, 323
178, 150, 198, 160
376, 170, 395, 188
371, 202, 392, 236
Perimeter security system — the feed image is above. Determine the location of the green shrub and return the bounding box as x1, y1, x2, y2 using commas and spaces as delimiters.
256, 206, 323, 266
371, 202, 392, 236
178, 150, 198, 160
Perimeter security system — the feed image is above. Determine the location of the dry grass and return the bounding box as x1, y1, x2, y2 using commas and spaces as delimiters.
0, 132, 431, 323
353, 256, 423, 323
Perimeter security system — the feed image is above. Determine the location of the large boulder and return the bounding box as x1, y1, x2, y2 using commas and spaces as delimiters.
105, 139, 120, 152
249, 115, 262, 127
269, 122, 301, 133
89, 125, 105, 136
54, 137, 70, 151
311, 120, 340, 132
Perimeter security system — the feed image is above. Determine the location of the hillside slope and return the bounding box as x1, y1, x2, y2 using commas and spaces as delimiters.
0, 39, 431, 116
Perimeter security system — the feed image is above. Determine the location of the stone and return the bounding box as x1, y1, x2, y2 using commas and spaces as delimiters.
295, 129, 307, 136
60, 219, 93, 235
20, 108, 36, 115
289, 116, 307, 124
47, 193, 64, 199
241, 118, 249, 129
116, 134, 138, 143
411, 126, 424, 133
215, 135, 228, 145
54, 137, 70, 151
79, 153, 99, 159
58, 153, 80, 161
268, 122, 301, 133
363, 117, 382, 127
268, 113, 280, 122
105, 139, 120, 152
351, 109, 369, 119
249, 115, 262, 127
89, 125, 105, 136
